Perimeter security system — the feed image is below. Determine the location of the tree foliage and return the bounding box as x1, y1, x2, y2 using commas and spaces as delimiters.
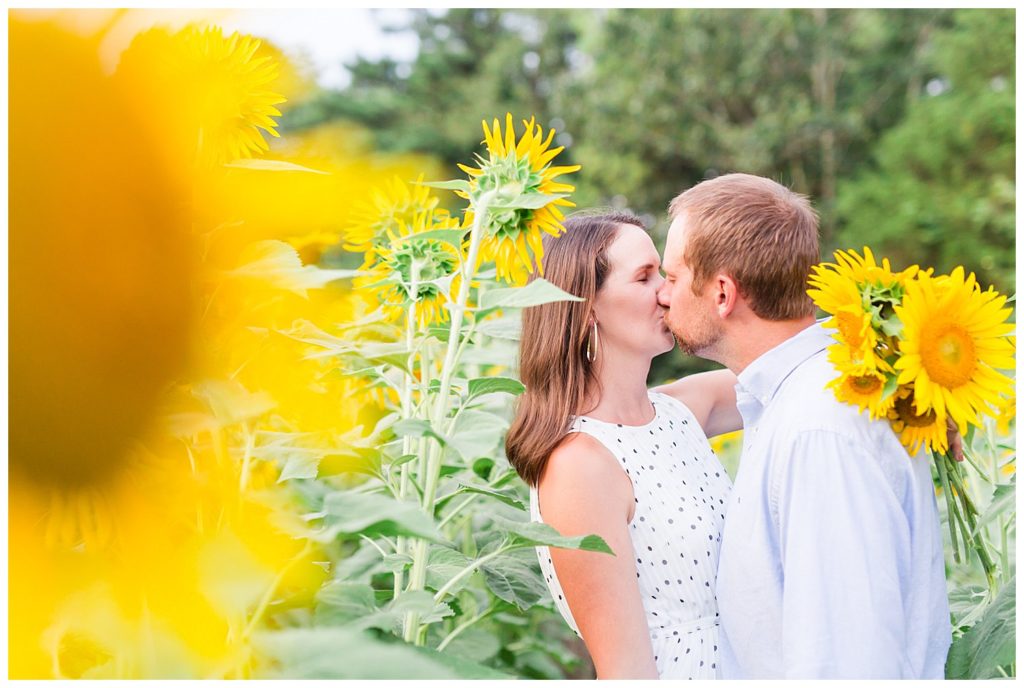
287, 7, 1015, 373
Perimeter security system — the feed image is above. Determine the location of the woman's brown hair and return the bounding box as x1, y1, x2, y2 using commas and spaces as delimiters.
505, 211, 645, 486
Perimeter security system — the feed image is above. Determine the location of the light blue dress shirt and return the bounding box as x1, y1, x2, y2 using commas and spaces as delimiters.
716, 322, 951, 679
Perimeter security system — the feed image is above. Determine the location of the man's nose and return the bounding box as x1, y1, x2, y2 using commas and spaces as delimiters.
657, 281, 671, 307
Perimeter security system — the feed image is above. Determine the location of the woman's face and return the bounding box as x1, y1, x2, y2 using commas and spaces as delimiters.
592, 224, 676, 361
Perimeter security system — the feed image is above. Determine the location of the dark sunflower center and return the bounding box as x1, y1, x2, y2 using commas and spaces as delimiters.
894, 393, 938, 428
847, 375, 882, 395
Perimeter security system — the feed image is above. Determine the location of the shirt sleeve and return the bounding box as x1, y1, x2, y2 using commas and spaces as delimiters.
772, 429, 913, 678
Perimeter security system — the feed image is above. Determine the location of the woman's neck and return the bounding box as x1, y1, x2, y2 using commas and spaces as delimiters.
580, 346, 654, 425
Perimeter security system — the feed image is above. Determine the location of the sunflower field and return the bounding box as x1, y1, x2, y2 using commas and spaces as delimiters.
9, 10, 1016, 680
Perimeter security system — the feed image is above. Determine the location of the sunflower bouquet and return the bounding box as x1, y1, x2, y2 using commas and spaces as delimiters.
808, 248, 1015, 586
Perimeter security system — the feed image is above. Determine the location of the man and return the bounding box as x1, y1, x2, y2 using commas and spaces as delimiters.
656, 173, 951, 678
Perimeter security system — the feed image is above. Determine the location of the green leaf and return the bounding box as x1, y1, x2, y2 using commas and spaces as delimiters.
393, 419, 447, 446
313, 581, 377, 625
476, 314, 522, 341
446, 409, 505, 462
488, 192, 568, 211
333, 544, 389, 583
945, 576, 1015, 678
973, 480, 1015, 535
881, 374, 900, 402
878, 314, 904, 338
318, 491, 446, 543
252, 628, 460, 679
467, 376, 525, 402
278, 454, 320, 482
425, 546, 473, 592
480, 278, 583, 310
406, 644, 514, 679
382, 552, 414, 575
491, 515, 614, 555
480, 550, 549, 610
417, 179, 472, 193
389, 453, 419, 468
948, 584, 988, 623
318, 448, 383, 479
223, 159, 330, 174
226, 240, 358, 297
517, 648, 565, 679
452, 483, 526, 511
388, 590, 454, 624
192, 379, 276, 425
441, 627, 502, 664
401, 229, 467, 250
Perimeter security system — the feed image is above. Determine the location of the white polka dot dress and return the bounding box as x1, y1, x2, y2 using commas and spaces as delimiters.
530, 391, 733, 679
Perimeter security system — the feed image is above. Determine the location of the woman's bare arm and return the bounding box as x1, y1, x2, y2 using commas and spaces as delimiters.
537, 433, 659, 679
653, 368, 741, 438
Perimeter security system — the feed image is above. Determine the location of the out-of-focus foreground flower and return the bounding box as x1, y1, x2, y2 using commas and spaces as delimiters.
10, 11, 433, 678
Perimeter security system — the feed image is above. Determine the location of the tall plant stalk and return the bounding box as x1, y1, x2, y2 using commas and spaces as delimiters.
403, 191, 494, 643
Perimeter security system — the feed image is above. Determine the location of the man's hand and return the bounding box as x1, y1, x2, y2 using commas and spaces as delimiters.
946, 418, 964, 462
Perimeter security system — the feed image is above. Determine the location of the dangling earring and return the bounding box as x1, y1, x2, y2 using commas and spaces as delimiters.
586, 320, 599, 363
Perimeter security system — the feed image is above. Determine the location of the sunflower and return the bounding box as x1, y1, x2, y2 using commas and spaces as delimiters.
827, 368, 896, 419
993, 392, 1016, 436
893, 267, 1015, 434
458, 114, 580, 285
886, 385, 948, 454
355, 232, 463, 329
808, 246, 916, 371
116, 24, 286, 168
344, 175, 446, 253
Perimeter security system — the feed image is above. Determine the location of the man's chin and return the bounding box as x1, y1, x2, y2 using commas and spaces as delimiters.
675, 335, 712, 359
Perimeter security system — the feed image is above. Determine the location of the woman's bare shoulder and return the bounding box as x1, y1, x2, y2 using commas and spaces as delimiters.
538, 432, 632, 518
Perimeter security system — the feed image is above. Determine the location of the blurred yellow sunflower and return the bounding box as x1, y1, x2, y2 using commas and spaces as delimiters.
894, 267, 1015, 434
887, 386, 948, 454
116, 24, 286, 168
458, 114, 580, 285
993, 392, 1016, 436
344, 175, 446, 253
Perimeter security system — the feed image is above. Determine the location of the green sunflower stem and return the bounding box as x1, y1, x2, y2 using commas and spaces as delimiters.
394, 277, 420, 600
935, 451, 961, 564
403, 189, 495, 645
937, 450, 999, 592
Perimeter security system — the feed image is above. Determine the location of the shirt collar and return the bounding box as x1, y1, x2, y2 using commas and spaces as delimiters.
736, 320, 832, 411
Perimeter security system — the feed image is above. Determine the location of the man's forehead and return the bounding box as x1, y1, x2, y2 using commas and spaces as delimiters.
663, 215, 689, 266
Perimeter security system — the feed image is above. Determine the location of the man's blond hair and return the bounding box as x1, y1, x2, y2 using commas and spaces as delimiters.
668, 173, 819, 321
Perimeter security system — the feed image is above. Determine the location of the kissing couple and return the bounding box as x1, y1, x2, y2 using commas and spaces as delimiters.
505, 173, 954, 679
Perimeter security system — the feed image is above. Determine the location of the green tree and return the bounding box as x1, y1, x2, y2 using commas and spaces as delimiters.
835, 9, 1015, 293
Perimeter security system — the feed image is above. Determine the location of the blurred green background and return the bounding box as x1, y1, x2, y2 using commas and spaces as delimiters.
284, 8, 1015, 383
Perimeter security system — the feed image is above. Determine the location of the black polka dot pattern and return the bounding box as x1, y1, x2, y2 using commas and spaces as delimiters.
529, 391, 734, 679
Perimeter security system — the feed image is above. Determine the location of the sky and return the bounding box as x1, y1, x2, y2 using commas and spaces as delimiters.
221, 8, 421, 90
9, 7, 423, 89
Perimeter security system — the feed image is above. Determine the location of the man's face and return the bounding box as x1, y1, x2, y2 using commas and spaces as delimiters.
657, 213, 724, 359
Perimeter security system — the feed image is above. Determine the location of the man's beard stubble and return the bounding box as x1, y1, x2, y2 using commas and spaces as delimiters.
668, 316, 723, 360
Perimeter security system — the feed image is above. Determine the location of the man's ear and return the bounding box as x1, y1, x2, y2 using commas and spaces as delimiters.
714, 273, 739, 318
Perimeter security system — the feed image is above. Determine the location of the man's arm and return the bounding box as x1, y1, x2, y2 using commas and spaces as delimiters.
773, 430, 912, 678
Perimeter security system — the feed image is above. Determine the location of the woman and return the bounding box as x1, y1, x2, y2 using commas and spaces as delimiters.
505, 212, 741, 679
